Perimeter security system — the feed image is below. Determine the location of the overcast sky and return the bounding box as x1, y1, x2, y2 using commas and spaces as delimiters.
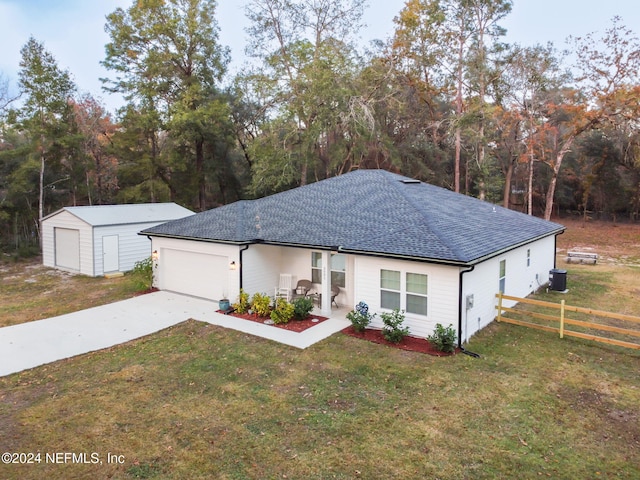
1, 0, 638, 114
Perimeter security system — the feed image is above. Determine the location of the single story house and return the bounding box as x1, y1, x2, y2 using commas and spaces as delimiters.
141, 170, 564, 345
42, 203, 193, 276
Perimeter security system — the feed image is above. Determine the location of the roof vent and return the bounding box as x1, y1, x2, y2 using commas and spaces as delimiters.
401, 179, 420, 184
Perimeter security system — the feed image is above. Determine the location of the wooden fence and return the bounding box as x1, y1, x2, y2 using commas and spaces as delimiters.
495, 293, 640, 350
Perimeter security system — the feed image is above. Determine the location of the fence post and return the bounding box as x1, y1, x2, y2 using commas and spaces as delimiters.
497, 292, 503, 322
559, 299, 565, 339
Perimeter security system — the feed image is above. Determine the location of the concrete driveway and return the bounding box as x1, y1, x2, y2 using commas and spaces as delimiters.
0, 291, 350, 377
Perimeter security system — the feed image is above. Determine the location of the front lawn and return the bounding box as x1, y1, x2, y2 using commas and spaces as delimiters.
1, 308, 639, 479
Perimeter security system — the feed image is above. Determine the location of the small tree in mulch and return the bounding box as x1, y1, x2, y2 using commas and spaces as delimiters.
233, 289, 250, 314
381, 309, 409, 344
428, 323, 457, 353
131, 256, 153, 291
292, 296, 314, 320
346, 301, 375, 332
271, 298, 295, 324
250, 292, 272, 317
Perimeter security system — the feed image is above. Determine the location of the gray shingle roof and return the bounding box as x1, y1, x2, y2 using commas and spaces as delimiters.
45, 203, 194, 226
141, 170, 564, 265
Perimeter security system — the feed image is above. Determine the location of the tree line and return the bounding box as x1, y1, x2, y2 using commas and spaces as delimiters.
1, 0, 639, 254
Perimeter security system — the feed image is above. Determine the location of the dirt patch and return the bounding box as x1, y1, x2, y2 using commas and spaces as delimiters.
218, 311, 329, 332
0, 380, 59, 451
341, 326, 458, 356
554, 385, 640, 445
556, 218, 640, 266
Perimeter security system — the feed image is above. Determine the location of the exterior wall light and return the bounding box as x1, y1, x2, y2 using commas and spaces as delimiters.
151, 250, 159, 261
230, 261, 238, 270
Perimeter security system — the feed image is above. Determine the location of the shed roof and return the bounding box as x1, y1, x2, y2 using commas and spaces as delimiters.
44, 203, 194, 227
142, 170, 564, 265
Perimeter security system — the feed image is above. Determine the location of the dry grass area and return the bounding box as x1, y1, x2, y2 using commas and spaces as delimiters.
0, 258, 142, 327
555, 217, 640, 266
0, 222, 639, 479
554, 218, 640, 316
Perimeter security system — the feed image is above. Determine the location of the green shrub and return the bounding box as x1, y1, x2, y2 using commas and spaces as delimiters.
381, 309, 409, 343
130, 256, 153, 291
250, 292, 272, 317
346, 301, 375, 332
428, 323, 457, 353
292, 296, 314, 320
271, 298, 295, 324
233, 288, 250, 314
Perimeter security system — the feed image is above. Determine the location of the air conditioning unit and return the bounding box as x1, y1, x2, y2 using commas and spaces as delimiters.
548, 268, 567, 292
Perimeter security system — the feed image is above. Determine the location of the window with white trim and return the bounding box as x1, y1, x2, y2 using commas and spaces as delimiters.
499, 259, 506, 293
380, 269, 428, 315
406, 272, 428, 315
380, 269, 401, 310
311, 252, 322, 284
311, 252, 346, 287
330, 254, 346, 287
527, 249, 531, 267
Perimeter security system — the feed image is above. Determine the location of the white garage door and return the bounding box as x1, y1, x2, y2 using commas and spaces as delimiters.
161, 249, 228, 300
54, 228, 80, 271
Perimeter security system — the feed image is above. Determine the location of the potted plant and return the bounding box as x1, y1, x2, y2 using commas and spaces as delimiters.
219, 293, 231, 312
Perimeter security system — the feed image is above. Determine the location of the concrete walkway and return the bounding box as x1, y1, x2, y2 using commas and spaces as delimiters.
0, 291, 350, 377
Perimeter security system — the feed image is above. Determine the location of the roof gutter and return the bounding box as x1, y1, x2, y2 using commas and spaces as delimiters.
138, 233, 468, 265
137, 231, 253, 246
462, 228, 566, 267
335, 246, 470, 268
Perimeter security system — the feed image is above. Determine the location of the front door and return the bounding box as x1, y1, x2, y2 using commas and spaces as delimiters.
103, 235, 119, 273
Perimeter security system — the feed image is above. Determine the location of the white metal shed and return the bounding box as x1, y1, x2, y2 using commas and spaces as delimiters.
42, 203, 194, 276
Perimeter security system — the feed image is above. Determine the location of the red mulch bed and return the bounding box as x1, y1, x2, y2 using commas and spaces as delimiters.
217, 311, 329, 332
134, 287, 159, 296
341, 326, 458, 356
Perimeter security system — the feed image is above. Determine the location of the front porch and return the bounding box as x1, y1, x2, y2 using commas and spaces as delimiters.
240, 244, 355, 316
311, 303, 352, 320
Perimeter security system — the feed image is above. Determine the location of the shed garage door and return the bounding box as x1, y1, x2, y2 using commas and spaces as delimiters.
54, 227, 80, 271
161, 249, 228, 300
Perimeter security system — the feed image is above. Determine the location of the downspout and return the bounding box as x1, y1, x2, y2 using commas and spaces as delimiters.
239, 244, 250, 290
458, 265, 480, 358
146, 235, 156, 288
553, 230, 565, 268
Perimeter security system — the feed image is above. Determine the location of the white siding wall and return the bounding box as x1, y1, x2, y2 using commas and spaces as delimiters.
354, 256, 460, 339
242, 244, 284, 297
151, 237, 241, 301
42, 211, 93, 276
93, 222, 159, 276
461, 235, 557, 342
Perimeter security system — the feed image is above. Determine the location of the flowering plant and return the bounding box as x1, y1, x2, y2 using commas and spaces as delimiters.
347, 301, 375, 332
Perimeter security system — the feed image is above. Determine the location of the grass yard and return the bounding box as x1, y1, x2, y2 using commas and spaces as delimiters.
0, 219, 639, 479
0, 260, 146, 328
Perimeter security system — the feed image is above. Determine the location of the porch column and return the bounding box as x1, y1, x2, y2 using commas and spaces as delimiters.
320, 250, 332, 316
